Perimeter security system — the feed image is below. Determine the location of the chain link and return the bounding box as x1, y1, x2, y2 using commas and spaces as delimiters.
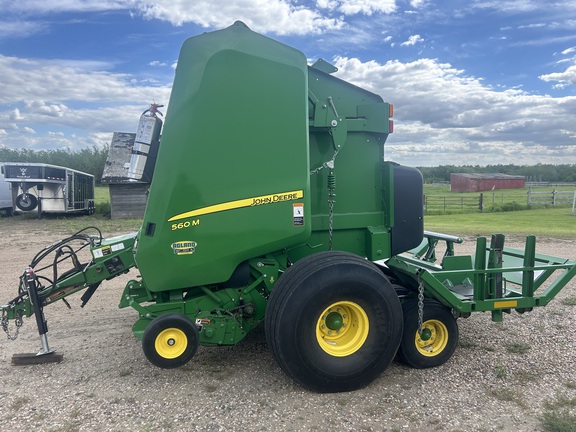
309, 148, 340, 176
328, 199, 334, 250
1, 309, 23, 341
310, 147, 340, 251
417, 280, 425, 336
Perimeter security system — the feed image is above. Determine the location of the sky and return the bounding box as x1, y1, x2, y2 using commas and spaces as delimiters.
1, 0, 576, 167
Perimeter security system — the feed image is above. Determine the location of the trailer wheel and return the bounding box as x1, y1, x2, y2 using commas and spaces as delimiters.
265, 251, 403, 393
142, 313, 199, 369
397, 299, 458, 369
15, 193, 38, 211
85, 201, 95, 215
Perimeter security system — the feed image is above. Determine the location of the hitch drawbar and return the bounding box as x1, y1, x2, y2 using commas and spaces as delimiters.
11, 268, 63, 365
1, 228, 137, 366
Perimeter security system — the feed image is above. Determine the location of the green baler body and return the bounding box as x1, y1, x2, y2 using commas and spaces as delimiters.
134, 22, 422, 293
135, 23, 311, 291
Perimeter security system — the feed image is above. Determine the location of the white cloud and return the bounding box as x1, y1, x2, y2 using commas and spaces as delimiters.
471, 1, 545, 13
136, 0, 344, 35
539, 65, 576, 88
332, 56, 576, 166
25, 101, 67, 117
0, 20, 47, 39
0, 55, 170, 105
0, 0, 129, 14
10, 109, 24, 121
401, 35, 424, 46
0, 0, 399, 37
331, 0, 397, 15
0, 54, 171, 150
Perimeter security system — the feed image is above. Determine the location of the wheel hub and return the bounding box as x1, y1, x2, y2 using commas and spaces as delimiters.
155, 328, 188, 359
419, 327, 432, 341
325, 312, 343, 331
316, 301, 369, 357
415, 320, 448, 357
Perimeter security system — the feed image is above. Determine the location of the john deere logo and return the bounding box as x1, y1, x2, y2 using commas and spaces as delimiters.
171, 241, 197, 255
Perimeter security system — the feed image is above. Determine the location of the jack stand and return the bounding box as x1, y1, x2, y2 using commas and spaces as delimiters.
11, 268, 64, 366
12, 351, 64, 366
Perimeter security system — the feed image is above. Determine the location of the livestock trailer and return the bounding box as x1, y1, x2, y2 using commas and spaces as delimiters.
2, 163, 95, 215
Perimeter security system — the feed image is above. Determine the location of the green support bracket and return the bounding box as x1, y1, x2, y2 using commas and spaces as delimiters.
473, 237, 486, 301
522, 236, 536, 297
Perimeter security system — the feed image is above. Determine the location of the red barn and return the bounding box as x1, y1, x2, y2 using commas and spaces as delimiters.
450, 173, 525, 192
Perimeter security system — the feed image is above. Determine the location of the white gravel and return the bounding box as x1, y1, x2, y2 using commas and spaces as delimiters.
0, 218, 575, 431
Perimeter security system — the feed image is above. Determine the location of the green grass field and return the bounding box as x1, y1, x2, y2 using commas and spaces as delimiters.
425, 207, 576, 239
422, 184, 576, 238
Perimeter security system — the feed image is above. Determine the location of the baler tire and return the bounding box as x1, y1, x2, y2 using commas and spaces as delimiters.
15, 193, 38, 212
142, 313, 199, 369
265, 251, 403, 393
397, 299, 458, 369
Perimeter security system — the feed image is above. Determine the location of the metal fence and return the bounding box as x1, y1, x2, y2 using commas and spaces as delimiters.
527, 189, 576, 207
424, 195, 481, 214
424, 189, 576, 214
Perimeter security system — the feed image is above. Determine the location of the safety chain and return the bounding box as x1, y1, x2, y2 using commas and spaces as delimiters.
309, 148, 340, 176
309, 146, 340, 250
417, 280, 425, 336
327, 166, 336, 250
328, 198, 335, 250
1, 309, 23, 341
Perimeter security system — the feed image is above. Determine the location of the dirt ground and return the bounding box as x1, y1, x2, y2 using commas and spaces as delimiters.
0, 216, 575, 431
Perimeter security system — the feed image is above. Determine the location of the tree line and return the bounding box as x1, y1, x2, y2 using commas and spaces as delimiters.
417, 164, 576, 183
1, 146, 575, 185
0, 146, 109, 184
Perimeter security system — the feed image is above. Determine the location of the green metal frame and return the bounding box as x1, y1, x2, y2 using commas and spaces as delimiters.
1, 233, 137, 321
387, 231, 576, 322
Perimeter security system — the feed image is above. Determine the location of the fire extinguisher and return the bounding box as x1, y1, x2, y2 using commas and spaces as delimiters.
127, 103, 164, 182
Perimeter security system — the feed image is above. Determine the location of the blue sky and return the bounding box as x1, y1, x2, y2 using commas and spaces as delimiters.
1, 0, 576, 166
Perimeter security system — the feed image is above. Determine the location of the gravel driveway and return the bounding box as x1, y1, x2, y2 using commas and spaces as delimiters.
0, 217, 575, 431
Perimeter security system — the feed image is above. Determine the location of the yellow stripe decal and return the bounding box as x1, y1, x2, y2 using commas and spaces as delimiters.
494, 300, 518, 309
168, 190, 304, 222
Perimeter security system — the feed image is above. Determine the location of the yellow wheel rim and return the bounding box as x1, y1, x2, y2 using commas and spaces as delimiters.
155, 328, 188, 359
415, 319, 448, 357
316, 301, 369, 357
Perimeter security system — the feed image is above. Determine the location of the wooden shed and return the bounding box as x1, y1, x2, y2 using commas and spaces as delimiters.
101, 132, 149, 219
450, 173, 525, 193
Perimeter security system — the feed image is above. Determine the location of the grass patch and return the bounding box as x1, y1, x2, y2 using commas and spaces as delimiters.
515, 370, 540, 383
204, 384, 219, 393
486, 387, 526, 407
425, 207, 576, 239
541, 410, 576, 432
458, 340, 478, 349
561, 297, 576, 306
505, 341, 531, 354
95, 185, 111, 215
10, 396, 30, 410
494, 365, 507, 379
542, 393, 576, 432
545, 395, 576, 410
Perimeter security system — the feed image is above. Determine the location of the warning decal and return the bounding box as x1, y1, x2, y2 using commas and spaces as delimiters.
293, 203, 304, 226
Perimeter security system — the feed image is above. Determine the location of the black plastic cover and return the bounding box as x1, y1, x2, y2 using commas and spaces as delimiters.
391, 165, 424, 256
